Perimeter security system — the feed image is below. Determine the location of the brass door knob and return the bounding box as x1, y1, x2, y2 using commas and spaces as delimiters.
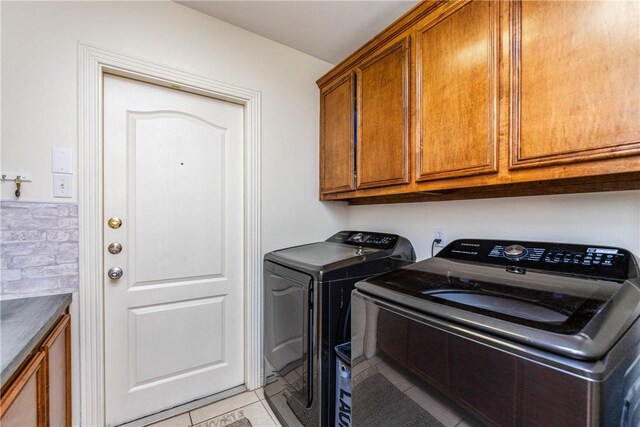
108, 217, 123, 229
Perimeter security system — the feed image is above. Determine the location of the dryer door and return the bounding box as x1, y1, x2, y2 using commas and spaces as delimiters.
264, 261, 314, 407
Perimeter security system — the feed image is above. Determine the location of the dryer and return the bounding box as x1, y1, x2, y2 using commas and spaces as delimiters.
263, 230, 415, 427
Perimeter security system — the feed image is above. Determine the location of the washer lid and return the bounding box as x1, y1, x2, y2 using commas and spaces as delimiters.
357, 255, 640, 361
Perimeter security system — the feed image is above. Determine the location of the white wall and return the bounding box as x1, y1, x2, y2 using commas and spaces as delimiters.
0, 0, 348, 253
347, 191, 640, 259
1, 3, 348, 425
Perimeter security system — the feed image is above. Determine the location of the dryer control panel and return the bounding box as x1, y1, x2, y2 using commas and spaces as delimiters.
327, 231, 399, 250
437, 239, 635, 281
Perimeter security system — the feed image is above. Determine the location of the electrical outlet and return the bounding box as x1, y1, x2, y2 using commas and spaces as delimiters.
53, 173, 72, 198
434, 228, 447, 247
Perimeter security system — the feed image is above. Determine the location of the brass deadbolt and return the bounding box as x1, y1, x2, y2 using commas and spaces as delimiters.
108, 217, 123, 229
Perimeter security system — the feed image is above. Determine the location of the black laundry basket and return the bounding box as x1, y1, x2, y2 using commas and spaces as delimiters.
335, 342, 352, 427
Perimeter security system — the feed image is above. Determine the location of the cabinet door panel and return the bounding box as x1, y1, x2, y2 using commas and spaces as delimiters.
0, 352, 46, 427
356, 38, 410, 189
416, 0, 498, 181
511, 0, 640, 169
321, 74, 355, 194
41, 315, 71, 427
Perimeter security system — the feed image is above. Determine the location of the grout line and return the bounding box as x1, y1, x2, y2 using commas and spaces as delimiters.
259, 400, 278, 426
188, 410, 193, 426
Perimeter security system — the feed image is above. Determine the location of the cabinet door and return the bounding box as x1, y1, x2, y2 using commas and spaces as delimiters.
510, 0, 640, 169
41, 314, 71, 427
320, 74, 355, 194
0, 352, 46, 427
416, 0, 499, 182
356, 38, 410, 189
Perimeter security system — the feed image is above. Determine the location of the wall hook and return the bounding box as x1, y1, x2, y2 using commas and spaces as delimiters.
1, 173, 32, 198
14, 176, 22, 198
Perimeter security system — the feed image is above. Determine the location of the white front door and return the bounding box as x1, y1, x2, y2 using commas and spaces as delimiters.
103, 74, 244, 425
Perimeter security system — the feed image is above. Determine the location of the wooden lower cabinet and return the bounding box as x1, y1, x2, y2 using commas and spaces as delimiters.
41, 315, 71, 427
0, 352, 46, 427
0, 314, 71, 427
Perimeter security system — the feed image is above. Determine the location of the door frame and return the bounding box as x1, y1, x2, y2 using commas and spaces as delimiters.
77, 43, 262, 426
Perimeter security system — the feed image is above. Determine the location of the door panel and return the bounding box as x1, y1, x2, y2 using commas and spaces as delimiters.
511, 0, 640, 168
416, 0, 498, 181
103, 74, 244, 425
356, 38, 410, 189
132, 113, 224, 283
128, 297, 225, 388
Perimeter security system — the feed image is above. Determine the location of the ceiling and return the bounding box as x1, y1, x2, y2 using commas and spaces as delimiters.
176, 1, 420, 64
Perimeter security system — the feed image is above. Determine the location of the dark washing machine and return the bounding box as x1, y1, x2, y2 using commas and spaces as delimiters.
352, 239, 640, 427
263, 231, 415, 427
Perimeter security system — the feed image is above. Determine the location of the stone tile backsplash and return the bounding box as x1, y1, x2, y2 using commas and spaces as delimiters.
1, 201, 79, 299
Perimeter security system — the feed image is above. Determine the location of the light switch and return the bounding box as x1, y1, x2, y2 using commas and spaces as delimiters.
53, 173, 72, 198
52, 148, 72, 174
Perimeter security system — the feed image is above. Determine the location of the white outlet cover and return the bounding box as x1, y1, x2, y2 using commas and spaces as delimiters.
53, 173, 72, 198
434, 228, 447, 247
52, 148, 73, 174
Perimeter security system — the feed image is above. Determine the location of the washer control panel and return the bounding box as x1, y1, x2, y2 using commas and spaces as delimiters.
438, 239, 634, 281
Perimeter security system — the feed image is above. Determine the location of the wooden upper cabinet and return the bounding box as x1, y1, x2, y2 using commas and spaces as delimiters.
320, 74, 355, 194
416, 0, 498, 181
317, 0, 640, 203
510, 0, 640, 169
356, 37, 410, 189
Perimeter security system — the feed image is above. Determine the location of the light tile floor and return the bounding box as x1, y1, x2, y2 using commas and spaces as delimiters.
357, 356, 476, 427
148, 389, 282, 427
147, 357, 476, 427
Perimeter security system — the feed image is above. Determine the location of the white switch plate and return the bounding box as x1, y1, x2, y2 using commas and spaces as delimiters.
53, 173, 72, 198
52, 148, 73, 174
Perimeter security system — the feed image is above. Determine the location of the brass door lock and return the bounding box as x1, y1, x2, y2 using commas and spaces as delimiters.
108, 217, 123, 229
